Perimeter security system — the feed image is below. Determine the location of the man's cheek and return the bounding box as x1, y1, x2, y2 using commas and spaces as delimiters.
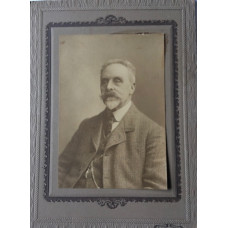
100, 88, 105, 94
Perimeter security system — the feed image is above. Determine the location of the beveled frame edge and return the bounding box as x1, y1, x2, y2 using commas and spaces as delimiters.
31, 0, 196, 227
44, 15, 181, 207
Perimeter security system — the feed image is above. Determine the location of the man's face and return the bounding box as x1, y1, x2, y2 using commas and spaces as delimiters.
100, 63, 135, 111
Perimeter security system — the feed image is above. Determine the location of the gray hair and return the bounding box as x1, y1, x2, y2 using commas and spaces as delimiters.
100, 59, 136, 84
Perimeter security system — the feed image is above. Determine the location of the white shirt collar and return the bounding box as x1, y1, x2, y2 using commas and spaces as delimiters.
112, 101, 132, 122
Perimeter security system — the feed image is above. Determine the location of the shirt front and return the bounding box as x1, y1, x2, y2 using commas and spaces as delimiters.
111, 101, 132, 131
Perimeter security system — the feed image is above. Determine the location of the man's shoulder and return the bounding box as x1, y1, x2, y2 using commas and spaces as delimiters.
132, 105, 164, 131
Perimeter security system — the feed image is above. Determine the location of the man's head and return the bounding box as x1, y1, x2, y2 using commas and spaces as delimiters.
100, 59, 136, 111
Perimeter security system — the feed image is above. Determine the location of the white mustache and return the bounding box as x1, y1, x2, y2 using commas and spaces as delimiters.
101, 92, 119, 100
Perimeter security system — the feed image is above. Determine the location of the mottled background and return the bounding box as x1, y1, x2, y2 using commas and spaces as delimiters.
59, 34, 165, 154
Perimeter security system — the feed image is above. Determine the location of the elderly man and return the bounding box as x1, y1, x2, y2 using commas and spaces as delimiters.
58, 59, 167, 189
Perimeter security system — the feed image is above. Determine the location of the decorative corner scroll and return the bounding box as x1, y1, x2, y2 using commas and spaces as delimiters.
44, 15, 181, 208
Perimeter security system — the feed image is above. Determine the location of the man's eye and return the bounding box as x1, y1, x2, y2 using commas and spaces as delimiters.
114, 78, 121, 83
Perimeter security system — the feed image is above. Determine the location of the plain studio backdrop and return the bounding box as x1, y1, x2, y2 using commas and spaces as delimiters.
59, 34, 165, 154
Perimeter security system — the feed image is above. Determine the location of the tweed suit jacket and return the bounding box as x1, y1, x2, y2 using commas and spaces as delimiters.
58, 104, 167, 189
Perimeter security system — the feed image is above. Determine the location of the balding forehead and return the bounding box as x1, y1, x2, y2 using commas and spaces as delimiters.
101, 63, 135, 84
101, 60, 136, 83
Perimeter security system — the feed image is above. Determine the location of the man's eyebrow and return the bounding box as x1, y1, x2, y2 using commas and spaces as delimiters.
114, 76, 122, 80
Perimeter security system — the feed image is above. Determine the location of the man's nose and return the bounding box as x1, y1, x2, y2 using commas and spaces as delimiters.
107, 80, 114, 90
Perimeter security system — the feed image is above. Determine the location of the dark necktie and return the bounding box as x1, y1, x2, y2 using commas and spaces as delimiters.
104, 110, 115, 138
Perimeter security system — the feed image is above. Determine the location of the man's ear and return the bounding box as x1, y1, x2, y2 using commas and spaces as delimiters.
130, 83, 136, 95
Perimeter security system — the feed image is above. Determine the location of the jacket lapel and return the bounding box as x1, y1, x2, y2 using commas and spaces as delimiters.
105, 121, 126, 150
90, 112, 104, 152
105, 104, 137, 151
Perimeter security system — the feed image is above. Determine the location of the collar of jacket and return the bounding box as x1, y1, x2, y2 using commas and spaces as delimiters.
90, 103, 138, 151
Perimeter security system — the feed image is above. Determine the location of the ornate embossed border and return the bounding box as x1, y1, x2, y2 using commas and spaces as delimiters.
43, 15, 181, 208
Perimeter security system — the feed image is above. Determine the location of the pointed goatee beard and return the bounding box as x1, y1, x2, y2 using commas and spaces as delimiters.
104, 99, 121, 110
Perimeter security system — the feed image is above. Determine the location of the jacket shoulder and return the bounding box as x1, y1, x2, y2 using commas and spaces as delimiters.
134, 108, 164, 134
135, 107, 161, 125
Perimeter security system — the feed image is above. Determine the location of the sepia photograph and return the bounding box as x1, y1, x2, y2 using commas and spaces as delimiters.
31, 1, 197, 226
58, 34, 167, 190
